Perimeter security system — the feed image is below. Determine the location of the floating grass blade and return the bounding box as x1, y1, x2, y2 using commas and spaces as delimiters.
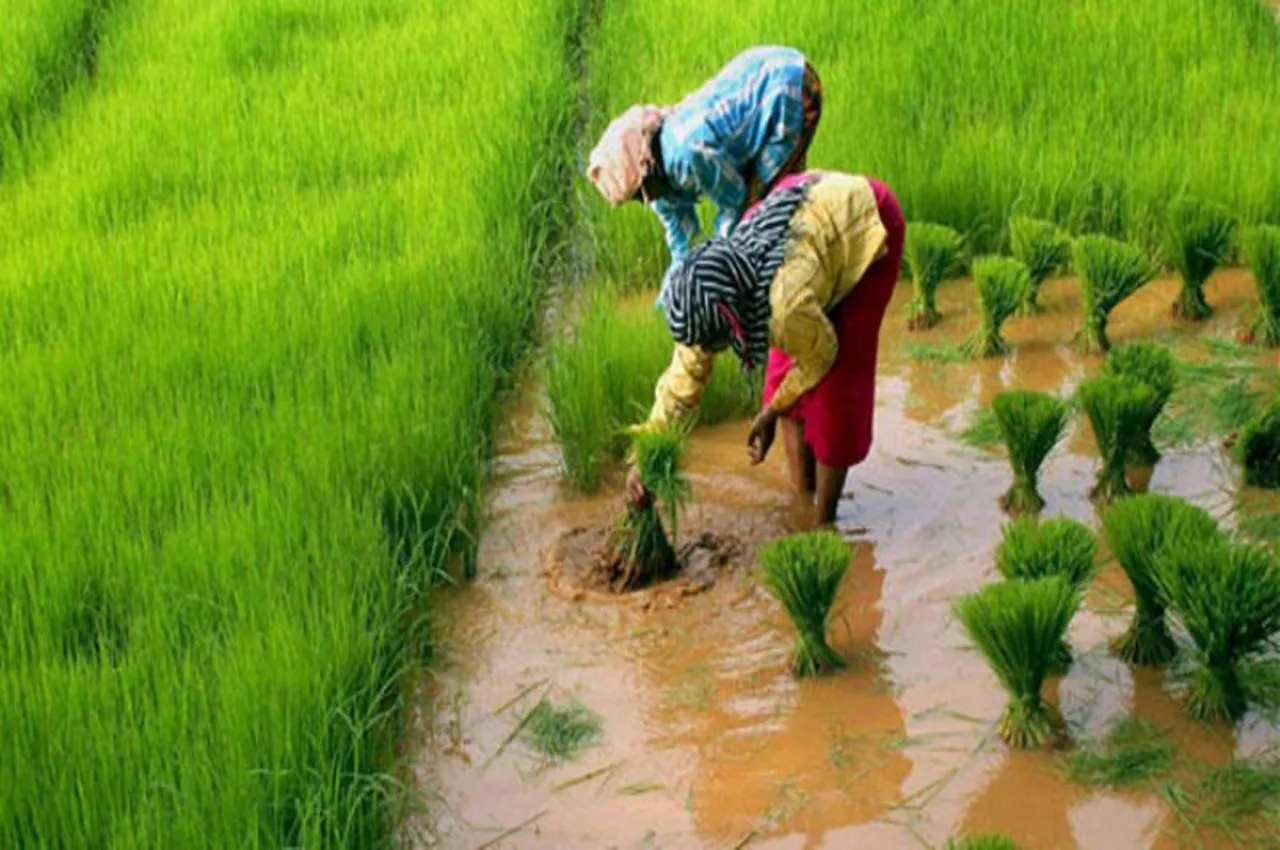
1156, 537, 1280, 723
1009, 216, 1071, 314
963, 256, 1030, 357
1063, 718, 1173, 788
1073, 235, 1156, 354
522, 698, 603, 764
946, 837, 1021, 850
759, 531, 852, 677
992, 390, 1068, 514
1103, 494, 1219, 667
1103, 342, 1178, 466
1079, 375, 1158, 503
1239, 400, 1280, 490
905, 223, 964, 330
953, 577, 1078, 749
1242, 225, 1280, 347
1163, 198, 1236, 321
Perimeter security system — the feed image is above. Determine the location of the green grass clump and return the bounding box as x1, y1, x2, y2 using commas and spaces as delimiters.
963, 256, 1029, 357
1157, 537, 1280, 723
1103, 342, 1178, 466
904, 223, 964, 329
759, 531, 853, 677
523, 698, 604, 764
1009, 216, 1071, 313
991, 390, 1069, 514
1240, 400, 1280, 490
1163, 198, 1236, 321
606, 428, 690, 592
1242, 225, 1280, 347
954, 577, 1078, 749
1073, 236, 1156, 354
1063, 718, 1173, 788
946, 837, 1021, 850
1103, 494, 1220, 667
1079, 375, 1159, 503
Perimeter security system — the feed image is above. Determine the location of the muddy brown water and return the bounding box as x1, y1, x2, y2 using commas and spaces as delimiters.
405, 273, 1280, 849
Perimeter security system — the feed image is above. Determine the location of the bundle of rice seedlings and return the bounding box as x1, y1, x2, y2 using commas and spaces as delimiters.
953, 577, 1078, 749
1156, 536, 1280, 722
1102, 342, 1178, 466
1078, 375, 1159, 503
1009, 215, 1071, 313
1240, 400, 1280, 489
1073, 235, 1156, 354
1103, 494, 1220, 667
991, 390, 1069, 514
962, 256, 1030, 357
1163, 197, 1236, 321
905, 222, 964, 330
605, 428, 691, 591
995, 516, 1097, 672
1241, 225, 1280, 347
946, 837, 1021, 850
759, 530, 852, 677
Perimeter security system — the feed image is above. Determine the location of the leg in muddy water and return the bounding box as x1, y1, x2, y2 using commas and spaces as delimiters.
781, 416, 816, 494
815, 461, 850, 525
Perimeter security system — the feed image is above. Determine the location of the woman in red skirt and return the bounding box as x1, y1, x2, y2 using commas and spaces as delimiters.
627, 170, 906, 524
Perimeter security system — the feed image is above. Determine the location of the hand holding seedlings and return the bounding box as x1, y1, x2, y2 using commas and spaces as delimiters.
747, 408, 779, 464
604, 428, 690, 592
625, 462, 651, 508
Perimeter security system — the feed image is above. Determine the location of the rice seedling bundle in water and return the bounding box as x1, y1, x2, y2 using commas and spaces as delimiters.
1102, 342, 1178, 466
1009, 216, 1071, 313
904, 223, 964, 330
1163, 197, 1236, 321
991, 389, 1068, 514
1242, 225, 1280, 347
1079, 375, 1158, 503
1156, 536, 1280, 723
953, 576, 1078, 749
1073, 235, 1156, 353
605, 428, 691, 591
1239, 400, 1280, 489
1103, 494, 1219, 667
946, 837, 1021, 850
758, 531, 852, 677
963, 256, 1030, 357
995, 516, 1097, 672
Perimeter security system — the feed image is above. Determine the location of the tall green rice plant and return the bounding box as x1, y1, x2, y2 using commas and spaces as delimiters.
606, 427, 690, 591
1102, 342, 1177, 466
1239, 400, 1280, 490
1079, 376, 1158, 503
905, 223, 964, 330
1103, 494, 1220, 667
954, 577, 1078, 749
1242, 225, 1280, 347
1157, 537, 1280, 722
963, 256, 1029, 357
991, 390, 1068, 514
759, 531, 852, 677
1073, 236, 1156, 354
1163, 198, 1236, 321
1009, 216, 1071, 313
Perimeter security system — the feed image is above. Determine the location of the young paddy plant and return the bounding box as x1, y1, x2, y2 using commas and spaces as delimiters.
1102, 342, 1177, 466
991, 389, 1069, 514
962, 256, 1030, 358
605, 427, 691, 592
759, 530, 852, 677
1163, 198, 1236, 321
953, 576, 1078, 749
1239, 399, 1280, 489
946, 837, 1021, 850
1078, 375, 1159, 503
904, 222, 964, 330
1063, 718, 1174, 789
1103, 494, 1220, 667
1241, 225, 1280, 347
1009, 216, 1071, 313
1073, 235, 1157, 354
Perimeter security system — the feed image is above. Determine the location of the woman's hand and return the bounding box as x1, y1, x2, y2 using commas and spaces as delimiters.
625, 463, 651, 508
747, 409, 779, 465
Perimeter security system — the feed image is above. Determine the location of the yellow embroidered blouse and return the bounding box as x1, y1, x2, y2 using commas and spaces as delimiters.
641, 172, 889, 430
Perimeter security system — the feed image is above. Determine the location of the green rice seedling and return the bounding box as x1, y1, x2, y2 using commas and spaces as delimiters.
1009, 216, 1071, 313
1163, 198, 1236, 321
1103, 494, 1220, 667
605, 427, 690, 592
946, 837, 1021, 850
1078, 375, 1159, 503
1102, 342, 1178, 466
953, 577, 1078, 749
995, 516, 1097, 672
991, 390, 1069, 513
1073, 235, 1157, 354
1063, 718, 1173, 789
1240, 400, 1280, 490
758, 531, 852, 677
1241, 225, 1280, 347
904, 223, 964, 330
963, 256, 1030, 357
961, 407, 1002, 450
1156, 537, 1280, 722
522, 697, 603, 764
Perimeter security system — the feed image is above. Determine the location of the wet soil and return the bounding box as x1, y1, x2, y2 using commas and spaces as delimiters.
404, 273, 1280, 849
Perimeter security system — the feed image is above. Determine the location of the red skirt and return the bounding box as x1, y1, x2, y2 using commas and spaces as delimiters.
747, 175, 905, 468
